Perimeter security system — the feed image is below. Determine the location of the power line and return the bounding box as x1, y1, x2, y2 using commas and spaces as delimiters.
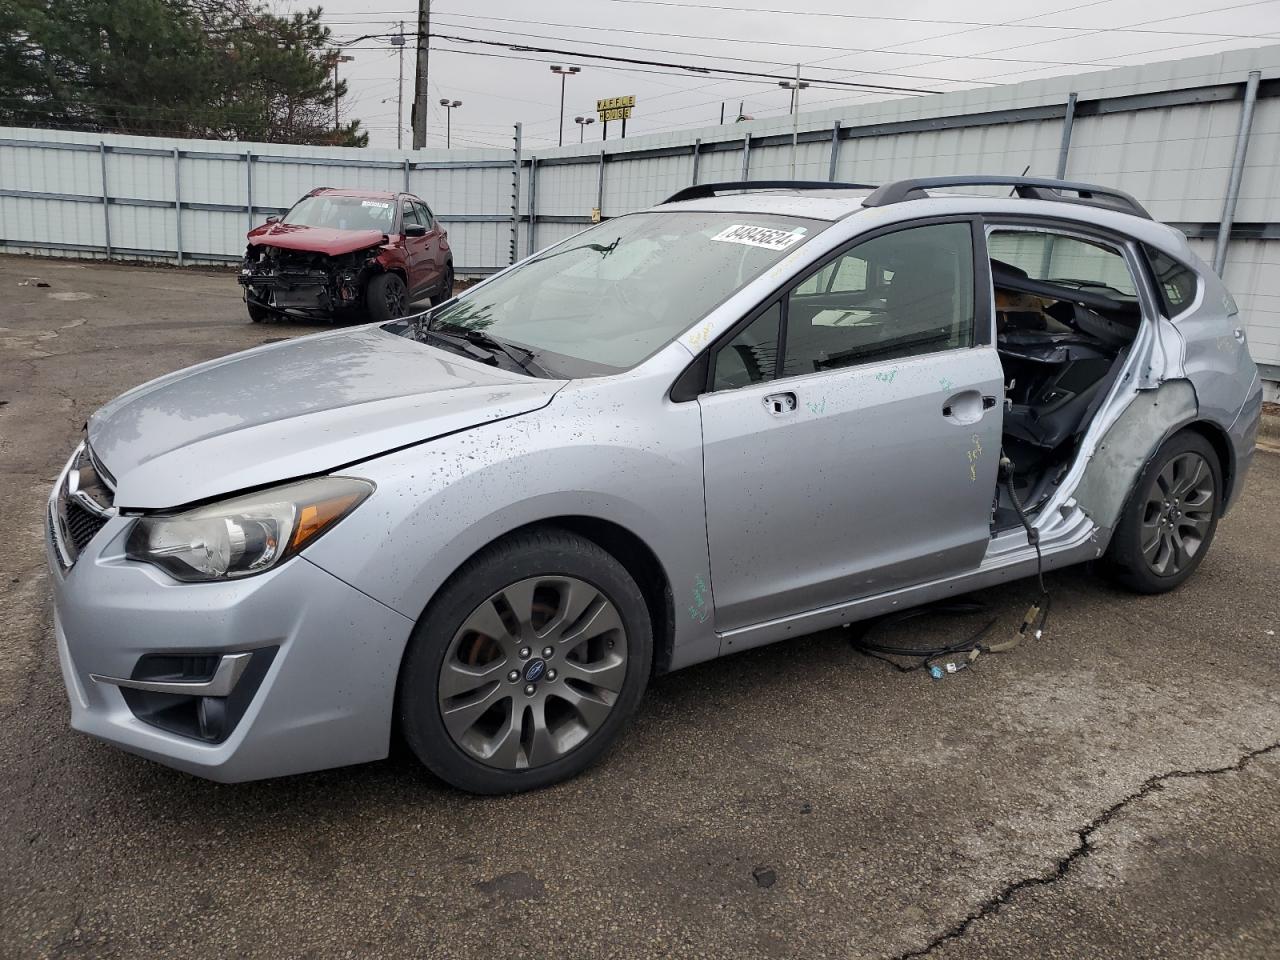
411, 9, 1128, 70
336, 30, 941, 95
575, 0, 1277, 41
403, 18, 1002, 87
808, 0, 1277, 93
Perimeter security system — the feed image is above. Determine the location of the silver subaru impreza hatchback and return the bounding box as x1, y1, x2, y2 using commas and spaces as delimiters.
48, 176, 1262, 793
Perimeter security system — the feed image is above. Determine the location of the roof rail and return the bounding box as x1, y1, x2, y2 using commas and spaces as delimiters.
663, 180, 877, 204
861, 176, 1152, 220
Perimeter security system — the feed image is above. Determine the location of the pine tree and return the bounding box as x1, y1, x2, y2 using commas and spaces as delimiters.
0, 0, 368, 146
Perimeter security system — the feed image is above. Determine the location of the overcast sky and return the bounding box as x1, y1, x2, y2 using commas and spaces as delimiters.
287, 0, 1280, 150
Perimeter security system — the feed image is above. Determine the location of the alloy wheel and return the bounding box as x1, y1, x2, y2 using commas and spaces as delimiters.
1140, 451, 1215, 577
385, 280, 407, 317
437, 576, 628, 770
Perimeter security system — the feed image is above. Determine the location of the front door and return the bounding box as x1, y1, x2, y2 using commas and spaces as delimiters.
400, 198, 436, 297
698, 218, 1004, 632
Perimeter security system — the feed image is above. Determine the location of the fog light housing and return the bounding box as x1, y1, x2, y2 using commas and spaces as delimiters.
114, 648, 277, 743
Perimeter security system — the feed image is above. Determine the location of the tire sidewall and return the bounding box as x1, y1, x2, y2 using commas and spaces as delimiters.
366, 272, 406, 323
1108, 431, 1222, 593
398, 533, 653, 794
430, 265, 454, 306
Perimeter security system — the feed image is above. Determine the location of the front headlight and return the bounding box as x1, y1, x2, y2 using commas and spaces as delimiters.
125, 477, 373, 582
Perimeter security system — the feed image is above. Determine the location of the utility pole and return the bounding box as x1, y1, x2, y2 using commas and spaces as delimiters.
411, 0, 430, 149
392, 21, 405, 149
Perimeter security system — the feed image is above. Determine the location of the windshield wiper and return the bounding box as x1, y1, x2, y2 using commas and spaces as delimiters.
459, 329, 553, 378
414, 326, 500, 365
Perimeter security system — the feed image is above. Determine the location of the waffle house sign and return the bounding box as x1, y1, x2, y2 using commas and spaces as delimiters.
596, 95, 636, 122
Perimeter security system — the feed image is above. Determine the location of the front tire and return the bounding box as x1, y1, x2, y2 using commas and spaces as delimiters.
398, 529, 653, 794
1103, 431, 1222, 594
246, 297, 271, 323
366, 272, 408, 322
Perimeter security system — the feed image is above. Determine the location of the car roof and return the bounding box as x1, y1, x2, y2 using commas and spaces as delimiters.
658, 191, 874, 222
312, 187, 404, 200
653, 187, 1194, 262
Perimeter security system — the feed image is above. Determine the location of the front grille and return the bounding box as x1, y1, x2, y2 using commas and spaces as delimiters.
65, 499, 108, 551
50, 443, 116, 568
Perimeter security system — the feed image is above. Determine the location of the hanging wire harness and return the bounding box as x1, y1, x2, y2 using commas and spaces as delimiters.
848, 451, 1052, 679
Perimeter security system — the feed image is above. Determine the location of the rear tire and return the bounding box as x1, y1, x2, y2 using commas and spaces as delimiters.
366, 272, 408, 322
430, 265, 454, 306
398, 529, 652, 794
1103, 431, 1222, 594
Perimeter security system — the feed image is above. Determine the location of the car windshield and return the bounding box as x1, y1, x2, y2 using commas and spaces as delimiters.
283, 195, 396, 232
394, 210, 825, 375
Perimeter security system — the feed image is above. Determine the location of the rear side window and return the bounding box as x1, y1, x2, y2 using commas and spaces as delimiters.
988, 229, 1136, 299
1143, 244, 1199, 316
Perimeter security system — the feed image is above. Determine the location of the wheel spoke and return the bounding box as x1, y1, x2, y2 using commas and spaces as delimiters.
1171, 456, 1205, 499
484, 704, 524, 768
523, 701, 557, 766
499, 579, 539, 634
1179, 512, 1211, 539
441, 684, 506, 741
559, 654, 627, 693
1151, 532, 1174, 576
552, 684, 615, 732
536, 579, 599, 640
439, 657, 509, 699
560, 598, 624, 646
459, 599, 509, 646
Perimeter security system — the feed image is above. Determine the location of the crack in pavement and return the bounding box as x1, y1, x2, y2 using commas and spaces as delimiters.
890, 741, 1280, 960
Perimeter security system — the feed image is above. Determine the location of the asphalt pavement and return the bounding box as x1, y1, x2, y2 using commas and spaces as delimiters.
1, 255, 1277, 959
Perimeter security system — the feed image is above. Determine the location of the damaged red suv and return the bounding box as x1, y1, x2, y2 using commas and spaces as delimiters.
238, 187, 453, 323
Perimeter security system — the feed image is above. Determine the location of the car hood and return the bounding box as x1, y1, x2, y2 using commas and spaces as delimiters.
246, 222, 386, 257
89, 325, 565, 509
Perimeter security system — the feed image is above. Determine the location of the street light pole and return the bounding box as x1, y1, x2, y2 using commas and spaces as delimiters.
333, 54, 354, 135
574, 115, 595, 143
778, 65, 809, 178
439, 98, 461, 149
549, 65, 581, 147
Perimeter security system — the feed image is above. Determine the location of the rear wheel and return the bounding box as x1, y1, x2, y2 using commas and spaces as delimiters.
1103, 431, 1221, 594
398, 529, 652, 794
430, 265, 454, 306
366, 272, 408, 322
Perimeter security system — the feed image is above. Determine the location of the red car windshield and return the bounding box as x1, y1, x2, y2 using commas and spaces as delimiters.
283, 195, 396, 232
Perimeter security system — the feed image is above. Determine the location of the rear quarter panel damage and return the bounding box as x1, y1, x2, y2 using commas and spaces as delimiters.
1073, 379, 1198, 535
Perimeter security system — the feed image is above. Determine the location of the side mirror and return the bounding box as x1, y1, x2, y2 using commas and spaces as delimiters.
404, 223, 428, 238
264, 215, 280, 225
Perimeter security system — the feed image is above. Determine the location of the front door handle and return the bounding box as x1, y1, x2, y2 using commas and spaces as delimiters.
763, 392, 797, 416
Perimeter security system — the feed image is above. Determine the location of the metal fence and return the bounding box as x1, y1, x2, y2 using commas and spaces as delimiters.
3, 43, 1279, 380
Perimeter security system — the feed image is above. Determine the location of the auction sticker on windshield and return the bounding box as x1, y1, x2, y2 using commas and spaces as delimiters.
710, 224, 806, 251
362, 200, 391, 208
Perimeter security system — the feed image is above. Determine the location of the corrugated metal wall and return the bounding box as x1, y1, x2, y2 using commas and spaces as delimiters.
3, 44, 1279, 377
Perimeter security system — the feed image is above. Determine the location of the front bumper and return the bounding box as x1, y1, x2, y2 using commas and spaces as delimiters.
49, 515, 414, 782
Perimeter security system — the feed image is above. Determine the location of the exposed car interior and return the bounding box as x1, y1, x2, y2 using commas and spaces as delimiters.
987, 229, 1144, 531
